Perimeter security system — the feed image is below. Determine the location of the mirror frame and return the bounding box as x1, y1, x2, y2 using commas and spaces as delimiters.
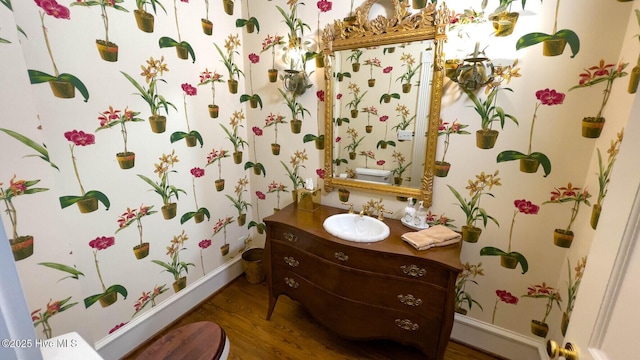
321, 0, 449, 207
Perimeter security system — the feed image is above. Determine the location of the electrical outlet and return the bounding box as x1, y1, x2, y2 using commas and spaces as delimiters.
397, 130, 413, 141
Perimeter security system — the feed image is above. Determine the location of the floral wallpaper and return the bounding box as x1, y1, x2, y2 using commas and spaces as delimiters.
0, 0, 638, 355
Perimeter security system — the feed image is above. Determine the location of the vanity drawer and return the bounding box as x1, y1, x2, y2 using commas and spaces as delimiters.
270, 223, 451, 288
271, 269, 442, 359
270, 242, 446, 316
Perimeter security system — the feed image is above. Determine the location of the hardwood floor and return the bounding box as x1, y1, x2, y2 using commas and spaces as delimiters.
122, 276, 502, 360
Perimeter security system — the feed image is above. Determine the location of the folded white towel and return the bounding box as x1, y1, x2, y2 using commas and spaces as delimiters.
401, 225, 461, 251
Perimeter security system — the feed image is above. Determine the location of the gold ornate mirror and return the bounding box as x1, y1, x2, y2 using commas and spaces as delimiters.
322, 0, 449, 207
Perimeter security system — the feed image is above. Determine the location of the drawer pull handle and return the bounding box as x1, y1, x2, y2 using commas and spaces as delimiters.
283, 232, 298, 243
395, 319, 419, 331
334, 252, 349, 262
284, 277, 299, 288
284, 256, 299, 267
397, 294, 423, 307
400, 264, 426, 277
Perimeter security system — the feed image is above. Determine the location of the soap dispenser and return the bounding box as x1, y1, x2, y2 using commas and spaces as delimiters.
403, 197, 416, 224
414, 201, 427, 228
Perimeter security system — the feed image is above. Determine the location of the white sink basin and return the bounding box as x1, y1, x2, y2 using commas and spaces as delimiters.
322, 214, 390, 243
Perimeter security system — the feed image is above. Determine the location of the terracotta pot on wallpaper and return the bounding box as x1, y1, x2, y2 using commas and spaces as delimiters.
434, 161, 451, 177
201, 19, 213, 35
368, 79, 376, 87
48, 80, 75, 99
133, 242, 150, 260
268, 69, 278, 83
291, 189, 298, 203
491, 12, 519, 37
228, 79, 238, 94
220, 243, 230, 256
249, 98, 258, 109
149, 115, 166, 133
316, 56, 324, 68
245, 23, 255, 34
232, 151, 243, 164
351, 63, 360, 72
208, 104, 219, 118
290, 119, 302, 134
530, 320, 549, 338
176, 45, 189, 60
476, 129, 499, 149
223, 0, 234, 16
461, 225, 482, 243
338, 189, 350, 202
271, 143, 281, 155
561, 312, 570, 336
553, 229, 574, 248
519, 158, 540, 173
99, 290, 118, 308
412, 0, 427, 9
365, 125, 373, 133
402, 83, 412, 93
350, 109, 359, 118
10, 235, 34, 261
349, 152, 356, 160
582, 117, 605, 138
161, 203, 177, 220
194, 211, 205, 224
590, 203, 602, 229
185, 135, 197, 148
173, 276, 187, 293
116, 152, 135, 169
96, 40, 118, 62
241, 248, 266, 284
500, 254, 518, 269
237, 213, 247, 226
215, 179, 225, 192
315, 139, 324, 150
134, 9, 154, 33
542, 38, 567, 57
381, 94, 391, 103
77, 197, 98, 214
394, 177, 403, 186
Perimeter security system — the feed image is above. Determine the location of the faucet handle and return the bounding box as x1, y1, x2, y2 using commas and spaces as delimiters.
377, 206, 393, 220
341, 202, 354, 214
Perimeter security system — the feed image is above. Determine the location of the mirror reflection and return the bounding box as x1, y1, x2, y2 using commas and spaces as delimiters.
331, 41, 434, 189
322, 0, 449, 206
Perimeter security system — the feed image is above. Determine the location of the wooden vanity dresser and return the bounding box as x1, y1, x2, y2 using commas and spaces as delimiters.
264, 204, 463, 360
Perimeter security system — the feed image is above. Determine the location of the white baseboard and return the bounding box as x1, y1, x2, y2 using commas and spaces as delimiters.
95, 257, 243, 360
450, 313, 547, 360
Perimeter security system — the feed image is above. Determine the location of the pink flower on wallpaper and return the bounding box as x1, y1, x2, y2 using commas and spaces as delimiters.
317, 0, 332, 12
376, 160, 385, 166
64, 130, 95, 146
496, 290, 519, 305
317, 90, 325, 102
335, 136, 341, 142
379, 115, 389, 122
190, 167, 205, 178
256, 190, 266, 200
514, 199, 539, 215
252, 126, 263, 136
383, 66, 393, 74
316, 168, 325, 179
248, 53, 260, 64
336, 93, 342, 100
109, 322, 128, 334
35, 0, 70, 19
89, 236, 115, 251
198, 239, 212, 249
181, 83, 197, 96
535, 88, 565, 106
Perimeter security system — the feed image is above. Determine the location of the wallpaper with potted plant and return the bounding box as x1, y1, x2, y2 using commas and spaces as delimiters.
0, 0, 638, 357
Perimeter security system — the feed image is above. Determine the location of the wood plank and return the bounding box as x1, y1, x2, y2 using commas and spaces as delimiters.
121, 277, 502, 360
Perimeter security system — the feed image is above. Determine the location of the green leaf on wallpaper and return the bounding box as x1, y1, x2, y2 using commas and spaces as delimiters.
1, 0, 12, 10
59, 191, 110, 210
159, 37, 196, 63
180, 208, 211, 224
83, 284, 128, 308
27, 70, 90, 102
480, 246, 529, 274
516, 29, 580, 58
0, 128, 60, 170
38, 262, 85, 281
244, 161, 266, 177
235, 17, 260, 33
497, 150, 552, 177
170, 130, 204, 148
